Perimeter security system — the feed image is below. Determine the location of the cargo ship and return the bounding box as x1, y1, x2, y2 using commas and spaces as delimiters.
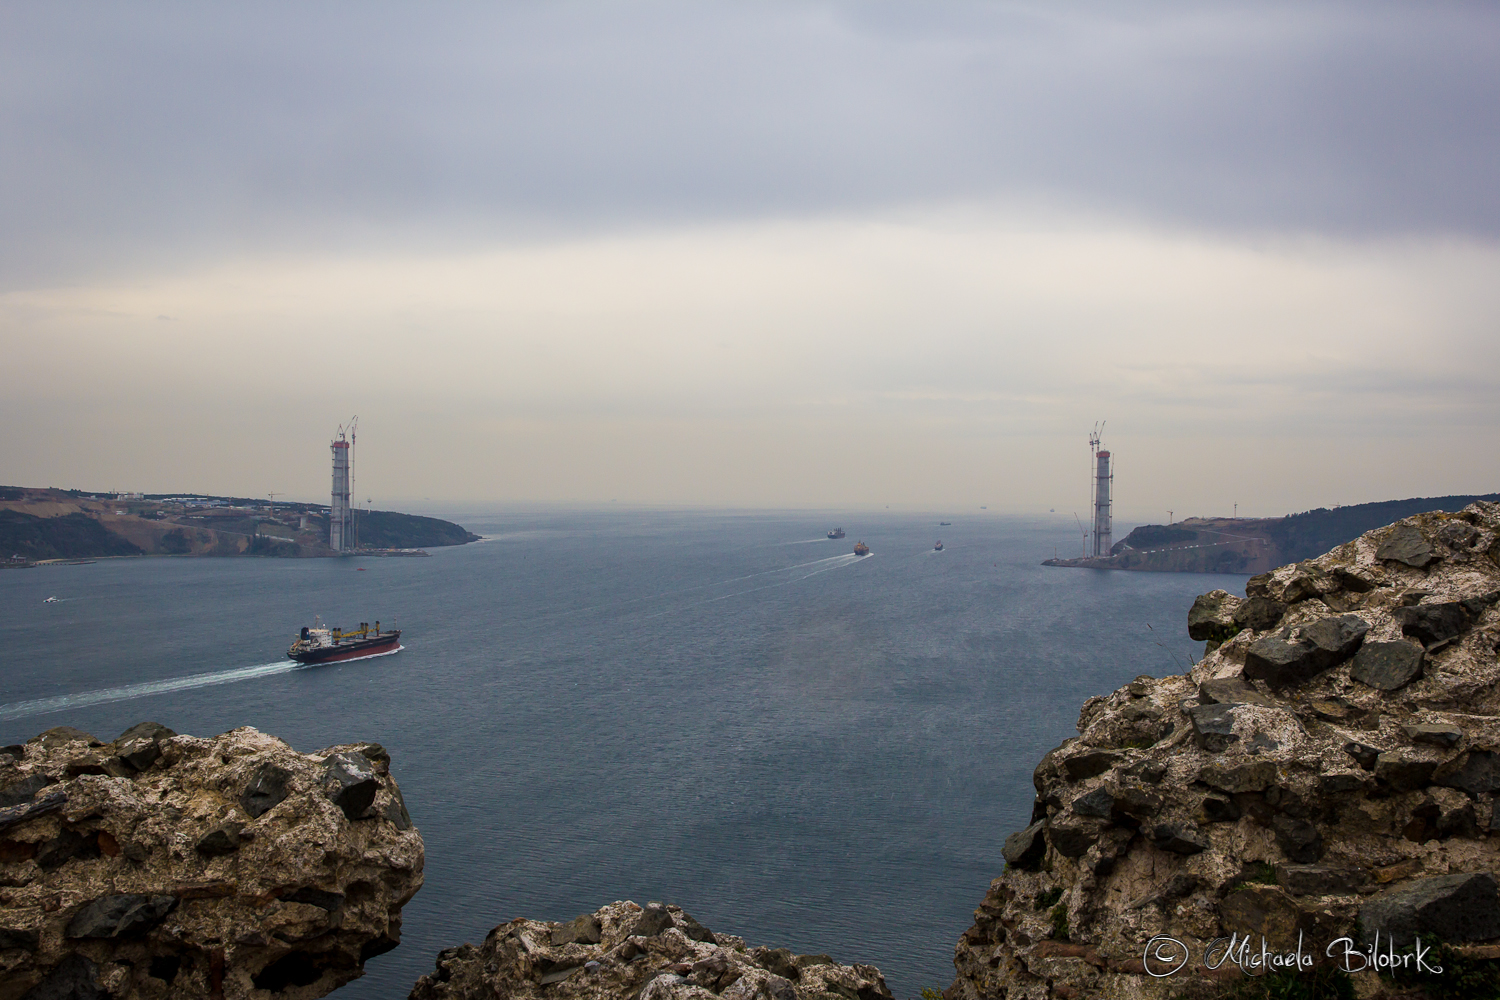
288, 619, 401, 664
853, 541, 870, 556
827, 528, 845, 539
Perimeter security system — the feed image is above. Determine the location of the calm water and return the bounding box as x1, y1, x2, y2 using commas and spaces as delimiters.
0, 509, 1242, 998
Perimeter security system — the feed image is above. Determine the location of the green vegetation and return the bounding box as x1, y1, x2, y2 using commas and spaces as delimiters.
918, 989, 944, 1000
352, 509, 480, 548
1049, 903, 1069, 941
1265, 494, 1500, 563
1034, 887, 1063, 911
1224, 863, 1279, 895
1122, 524, 1199, 548
1386, 935, 1500, 1000
0, 510, 142, 561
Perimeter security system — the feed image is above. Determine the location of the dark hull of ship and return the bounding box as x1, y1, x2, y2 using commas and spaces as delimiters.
290, 632, 401, 664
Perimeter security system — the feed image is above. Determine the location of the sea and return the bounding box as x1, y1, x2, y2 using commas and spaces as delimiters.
0, 509, 1245, 998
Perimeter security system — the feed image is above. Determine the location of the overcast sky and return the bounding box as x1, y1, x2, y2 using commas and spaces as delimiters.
3, 1, 1498, 517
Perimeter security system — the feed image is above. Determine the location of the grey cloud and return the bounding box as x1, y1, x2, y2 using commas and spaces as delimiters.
3, 1, 1499, 287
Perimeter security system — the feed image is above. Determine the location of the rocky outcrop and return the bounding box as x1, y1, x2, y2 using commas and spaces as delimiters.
409, 900, 892, 1000
952, 502, 1500, 998
0, 724, 423, 999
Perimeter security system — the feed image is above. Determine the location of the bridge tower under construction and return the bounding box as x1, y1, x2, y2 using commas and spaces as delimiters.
329, 419, 356, 552
1089, 424, 1112, 557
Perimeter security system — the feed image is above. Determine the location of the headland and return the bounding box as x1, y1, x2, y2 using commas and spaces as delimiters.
1045, 492, 1500, 574
0, 487, 479, 565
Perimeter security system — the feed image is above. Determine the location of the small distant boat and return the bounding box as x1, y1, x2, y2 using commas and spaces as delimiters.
853, 541, 870, 556
934, 541, 944, 551
939, 521, 951, 526
43, 596, 59, 603
827, 528, 845, 539
289, 618, 401, 664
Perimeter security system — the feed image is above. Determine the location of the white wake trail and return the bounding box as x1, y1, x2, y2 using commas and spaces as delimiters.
1, 660, 298, 722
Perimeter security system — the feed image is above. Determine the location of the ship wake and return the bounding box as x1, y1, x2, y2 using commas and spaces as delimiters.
0, 646, 403, 722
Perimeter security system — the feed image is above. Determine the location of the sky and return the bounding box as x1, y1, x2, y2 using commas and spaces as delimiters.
3, 1, 1498, 517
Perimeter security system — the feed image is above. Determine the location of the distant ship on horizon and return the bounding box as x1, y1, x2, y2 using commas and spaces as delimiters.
827, 528, 845, 539
853, 541, 870, 556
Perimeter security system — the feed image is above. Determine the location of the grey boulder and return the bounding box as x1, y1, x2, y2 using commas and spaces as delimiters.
1360, 872, 1500, 945
1243, 615, 1368, 688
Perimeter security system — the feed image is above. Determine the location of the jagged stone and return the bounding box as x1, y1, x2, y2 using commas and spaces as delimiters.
1272, 815, 1323, 863
1198, 794, 1241, 823
1375, 752, 1437, 791
1110, 783, 1163, 822
1070, 787, 1113, 819
323, 751, 382, 820
1377, 522, 1439, 567
240, 761, 292, 818
1233, 595, 1288, 632
1150, 823, 1207, 855
1395, 601, 1471, 646
0, 725, 422, 999
111, 721, 177, 771
194, 822, 242, 855
630, 902, 676, 937
1275, 864, 1365, 896
1343, 741, 1383, 770
20, 953, 106, 1000
1350, 640, 1425, 690
29, 726, 103, 749
65, 894, 177, 939
551, 913, 604, 946
1434, 749, 1500, 794
1047, 822, 1098, 858
410, 901, 892, 1000
1243, 614, 1369, 687
1187, 590, 1241, 641
1359, 872, 1500, 944
1060, 750, 1120, 781
1198, 675, 1277, 707
0, 772, 55, 809
1404, 723, 1462, 748
1001, 820, 1046, 869
1187, 703, 1239, 752
1197, 760, 1277, 793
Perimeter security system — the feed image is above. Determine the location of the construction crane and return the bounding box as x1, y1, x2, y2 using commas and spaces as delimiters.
1073, 512, 1089, 557
267, 491, 282, 515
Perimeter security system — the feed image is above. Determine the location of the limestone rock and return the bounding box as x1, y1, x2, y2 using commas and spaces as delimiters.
948, 501, 1500, 1000
408, 901, 893, 1000
1186, 590, 1240, 642
0, 724, 423, 999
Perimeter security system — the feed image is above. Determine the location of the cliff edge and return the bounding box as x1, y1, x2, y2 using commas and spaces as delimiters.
0, 724, 423, 999
410, 900, 893, 1000
954, 502, 1500, 998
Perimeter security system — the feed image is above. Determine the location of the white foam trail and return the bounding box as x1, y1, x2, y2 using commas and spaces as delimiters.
0, 646, 402, 722
641, 553, 866, 618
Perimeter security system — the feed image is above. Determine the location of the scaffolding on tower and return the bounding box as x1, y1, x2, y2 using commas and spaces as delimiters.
1089, 422, 1113, 558
329, 416, 357, 553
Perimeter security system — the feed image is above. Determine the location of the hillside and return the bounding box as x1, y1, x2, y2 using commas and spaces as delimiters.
1044, 492, 1500, 574
0, 488, 479, 564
